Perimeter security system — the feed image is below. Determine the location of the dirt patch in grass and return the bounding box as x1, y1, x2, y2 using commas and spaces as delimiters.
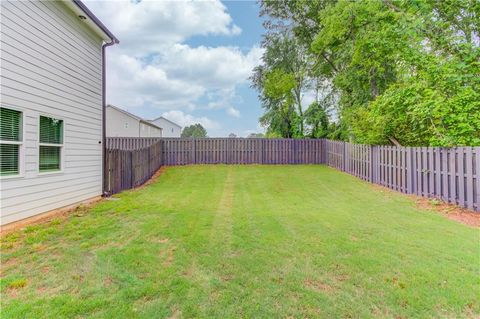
304, 279, 334, 293
0, 199, 101, 237
160, 246, 176, 267
369, 182, 479, 227
137, 166, 167, 189
1, 257, 19, 277
167, 306, 182, 319
415, 198, 480, 227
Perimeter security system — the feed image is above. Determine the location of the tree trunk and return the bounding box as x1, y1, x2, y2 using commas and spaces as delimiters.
295, 88, 304, 136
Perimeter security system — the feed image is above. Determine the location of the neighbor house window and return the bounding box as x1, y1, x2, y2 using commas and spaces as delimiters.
39, 115, 63, 172
0, 107, 23, 176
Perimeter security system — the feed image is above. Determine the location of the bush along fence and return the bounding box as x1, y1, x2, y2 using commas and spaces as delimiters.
105, 137, 479, 212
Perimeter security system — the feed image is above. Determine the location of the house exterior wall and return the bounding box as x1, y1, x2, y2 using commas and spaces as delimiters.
151, 118, 182, 137
106, 107, 141, 137
0, 0, 104, 225
139, 122, 162, 137
106, 106, 162, 137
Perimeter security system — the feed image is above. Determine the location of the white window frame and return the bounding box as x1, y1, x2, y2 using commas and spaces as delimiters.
0, 106, 25, 179
38, 114, 65, 175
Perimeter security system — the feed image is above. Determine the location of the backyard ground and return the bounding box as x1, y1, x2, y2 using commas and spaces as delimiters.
1, 165, 479, 318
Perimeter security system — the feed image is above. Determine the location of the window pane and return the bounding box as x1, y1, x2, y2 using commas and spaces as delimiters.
0, 144, 19, 176
1, 108, 22, 141
40, 116, 63, 144
39, 146, 61, 172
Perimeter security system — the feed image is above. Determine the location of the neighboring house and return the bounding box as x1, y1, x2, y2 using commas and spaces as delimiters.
0, 0, 117, 226
150, 117, 182, 137
106, 105, 162, 138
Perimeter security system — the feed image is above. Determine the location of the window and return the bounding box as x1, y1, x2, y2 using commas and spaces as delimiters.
124, 122, 128, 129
0, 107, 23, 176
171, 128, 174, 133
39, 115, 63, 172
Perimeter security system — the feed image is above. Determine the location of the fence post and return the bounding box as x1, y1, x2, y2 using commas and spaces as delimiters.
342, 141, 346, 172
129, 151, 134, 188
370, 145, 375, 183
406, 147, 413, 194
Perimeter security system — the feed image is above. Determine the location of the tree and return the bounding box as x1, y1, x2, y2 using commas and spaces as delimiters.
251, 32, 310, 138
304, 101, 329, 138
256, 0, 480, 146
228, 133, 237, 138
181, 124, 207, 138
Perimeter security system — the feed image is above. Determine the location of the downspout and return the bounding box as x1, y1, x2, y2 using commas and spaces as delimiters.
102, 40, 116, 196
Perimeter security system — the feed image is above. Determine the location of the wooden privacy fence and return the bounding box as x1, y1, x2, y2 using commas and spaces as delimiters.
104, 141, 163, 194
324, 140, 479, 212
105, 137, 479, 212
161, 138, 324, 165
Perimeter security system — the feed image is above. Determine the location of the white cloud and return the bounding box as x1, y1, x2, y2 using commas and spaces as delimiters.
106, 52, 206, 109
226, 107, 240, 118
106, 45, 262, 115
160, 44, 263, 89
162, 110, 219, 131
86, 0, 241, 55
301, 90, 317, 108
84, 0, 264, 120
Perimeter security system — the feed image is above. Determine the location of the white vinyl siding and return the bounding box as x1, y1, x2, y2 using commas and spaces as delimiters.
106, 106, 162, 138
0, 0, 104, 225
150, 118, 182, 137
106, 107, 141, 137
139, 122, 162, 138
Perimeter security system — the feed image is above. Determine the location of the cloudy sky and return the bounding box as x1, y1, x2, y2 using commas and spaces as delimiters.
85, 0, 265, 137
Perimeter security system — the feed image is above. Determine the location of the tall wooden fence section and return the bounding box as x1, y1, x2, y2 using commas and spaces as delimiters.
325, 140, 479, 212
104, 141, 163, 194
162, 138, 324, 165
104, 137, 479, 211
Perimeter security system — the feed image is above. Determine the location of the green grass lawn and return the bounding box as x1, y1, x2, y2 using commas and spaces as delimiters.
1, 165, 479, 318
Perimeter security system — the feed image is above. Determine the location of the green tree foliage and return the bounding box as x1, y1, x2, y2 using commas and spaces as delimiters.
252, 33, 311, 138
181, 124, 207, 138
255, 0, 480, 146
304, 101, 329, 138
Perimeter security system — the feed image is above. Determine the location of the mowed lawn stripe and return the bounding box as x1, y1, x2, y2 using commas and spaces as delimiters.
1, 165, 478, 318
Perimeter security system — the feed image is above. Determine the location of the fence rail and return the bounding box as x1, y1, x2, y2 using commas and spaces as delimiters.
105, 137, 479, 211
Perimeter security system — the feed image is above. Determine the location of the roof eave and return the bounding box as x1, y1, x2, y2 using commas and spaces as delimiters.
140, 120, 163, 130
64, 0, 119, 44
151, 116, 182, 129
108, 105, 162, 130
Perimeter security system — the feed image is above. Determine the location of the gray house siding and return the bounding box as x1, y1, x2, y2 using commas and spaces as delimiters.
0, 0, 105, 225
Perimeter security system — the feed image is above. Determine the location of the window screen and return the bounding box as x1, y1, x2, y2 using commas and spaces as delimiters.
0, 144, 19, 176
39, 116, 63, 172
40, 116, 63, 144
39, 145, 61, 171
0, 107, 22, 176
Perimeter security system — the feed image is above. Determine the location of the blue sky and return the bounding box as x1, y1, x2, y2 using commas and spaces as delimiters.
87, 0, 266, 137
